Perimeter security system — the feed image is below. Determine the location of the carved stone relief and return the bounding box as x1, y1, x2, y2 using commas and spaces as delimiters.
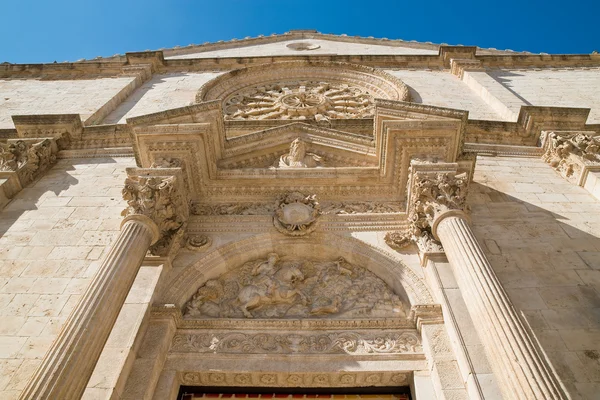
223, 80, 375, 121
273, 192, 320, 236
185, 234, 211, 251
171, 330, 421, 354
275, 138, 324, 168
191, 201, 403, 216
541, 131, 600, 183
185, 253, 405, 319
180, 371, 409, 388
121, 174, 189, 256
0, 139, 57, 185
386, 167, 469, 253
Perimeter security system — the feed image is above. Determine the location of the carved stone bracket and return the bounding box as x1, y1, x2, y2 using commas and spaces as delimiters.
541, 130, 600, 186
385, 161, 471, 254
121, 168, 190, 256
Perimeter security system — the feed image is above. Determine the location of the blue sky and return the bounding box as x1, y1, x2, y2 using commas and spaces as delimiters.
1, 0, 598, 63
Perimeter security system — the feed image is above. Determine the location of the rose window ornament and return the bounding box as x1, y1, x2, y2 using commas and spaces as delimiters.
223, 81, 374, 121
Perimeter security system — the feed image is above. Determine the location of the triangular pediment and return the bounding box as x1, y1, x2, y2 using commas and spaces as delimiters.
127, 99, 470, 202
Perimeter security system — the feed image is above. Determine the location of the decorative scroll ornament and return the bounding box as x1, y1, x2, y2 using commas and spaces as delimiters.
121, 174, 189, 256
276, 138, 323, 168
541, 131, 600, 183
0, 139, 56, 184
185, 253, 405, 319
171, 331, 421, 354
386, 170, 469, 253
273, 192, 320, 236
223, 81, 374, 121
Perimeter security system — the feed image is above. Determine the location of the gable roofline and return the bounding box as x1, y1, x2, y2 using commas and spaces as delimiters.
83, 30, 537, 63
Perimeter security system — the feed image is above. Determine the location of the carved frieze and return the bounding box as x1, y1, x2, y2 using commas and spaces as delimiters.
180, 371, 409, 388
190, 201, 403, 216
273, 192, 320, 236
121, 172, 189, 256
185, 253, 405, 319
171, 330, 421, 354
541, 131, 600, 184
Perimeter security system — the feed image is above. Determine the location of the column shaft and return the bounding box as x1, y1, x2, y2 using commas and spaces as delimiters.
436, 215, 565, 400
19, 218, 156, 400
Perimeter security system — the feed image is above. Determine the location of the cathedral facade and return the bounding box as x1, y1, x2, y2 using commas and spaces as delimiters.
0, 31, 599, 399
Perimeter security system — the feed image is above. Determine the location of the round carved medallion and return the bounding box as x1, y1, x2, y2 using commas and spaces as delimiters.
197, 61, 411, 121
223, 81, 373, 121
273, 191, 320, 236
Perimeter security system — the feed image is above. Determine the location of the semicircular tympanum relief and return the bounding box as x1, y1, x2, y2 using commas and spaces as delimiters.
196, 61, 411, 122
184, 253, 406, 319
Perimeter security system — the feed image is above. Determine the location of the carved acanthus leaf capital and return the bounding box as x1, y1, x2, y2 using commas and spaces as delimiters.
121, 170, 189, 256
386, 164, 470, 253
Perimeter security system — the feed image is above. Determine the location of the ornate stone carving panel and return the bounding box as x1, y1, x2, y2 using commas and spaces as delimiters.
541, 130, 600, 185
171, 330, 421, 355
184, 253, 405, 319
223, 81, 375, 121
179, 371, 410, 388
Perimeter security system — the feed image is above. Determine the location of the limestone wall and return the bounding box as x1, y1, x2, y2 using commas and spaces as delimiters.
101, 72, 222, 124
385, 70, 507, 121
485, 68, 600, 123
0, 157, 133, 400
0, 77, 137, 129
470, 155, 600, 399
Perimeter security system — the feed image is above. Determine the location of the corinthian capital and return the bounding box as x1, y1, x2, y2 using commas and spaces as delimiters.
121, 169, 189, 256
386, 164, 470, 253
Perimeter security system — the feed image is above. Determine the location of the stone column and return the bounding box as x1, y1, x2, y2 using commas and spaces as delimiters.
19, 170, 188, 400
388, 164, 566, 400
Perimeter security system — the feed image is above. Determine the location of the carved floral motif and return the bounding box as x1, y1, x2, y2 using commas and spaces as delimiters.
121, 174, 189, 256
185, 234, 211, 251
541, 131, 600, 183
171, 331, 421, 354
273, 192, 320, 236
185, 253, 405, 319
275, 138, 323, 168
223, 81, 374, 121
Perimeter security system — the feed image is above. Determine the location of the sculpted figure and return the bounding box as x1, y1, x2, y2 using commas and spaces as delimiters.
277, 138, 323, 168
237, 253, 307, 318
184, 254, 406, 319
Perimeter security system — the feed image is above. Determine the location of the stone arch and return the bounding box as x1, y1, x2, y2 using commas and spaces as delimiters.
161, 232, 433, 311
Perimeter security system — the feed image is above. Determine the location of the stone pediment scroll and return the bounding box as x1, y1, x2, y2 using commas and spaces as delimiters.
184, 253, 406, 319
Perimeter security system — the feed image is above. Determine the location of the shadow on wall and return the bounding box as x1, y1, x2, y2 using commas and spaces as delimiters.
486, 70, 532, 106
102, 73, 193, 124
468, 181, 600, 396
0, 158, 117, 241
